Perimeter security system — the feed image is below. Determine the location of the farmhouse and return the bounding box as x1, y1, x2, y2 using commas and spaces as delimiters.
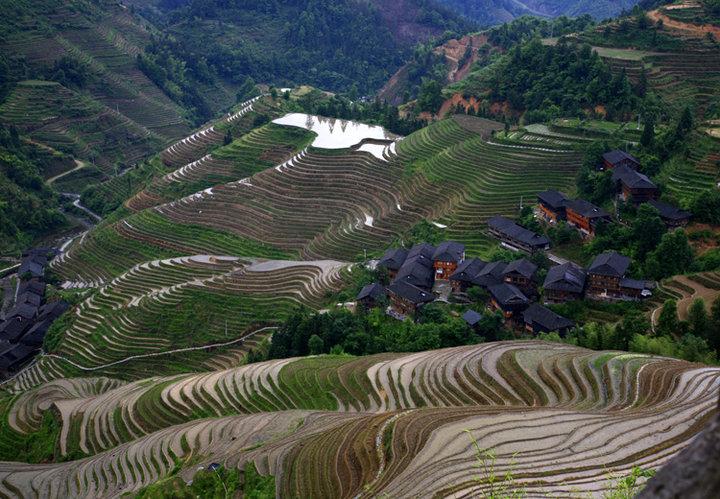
488, 283, 529, 319
601, 150, 640, 170
432, 241, 465, 280
449, 258, 487, 292
543, 262, 587, 304
612, 165, 659, 204
502, 258, 538, 292
537, 190, 568, 222
522, 303, 575, 335
387, 281, 435, 317
487, 216, 550, 253
647, 199, 691, 228
462, 309, 483, 329
356, 283, 386, 309
587, 251, 654, 301
394, 256, 434, 290
565, 199, 611, 238
378, 248, 408, 278
472, 261, 507, 288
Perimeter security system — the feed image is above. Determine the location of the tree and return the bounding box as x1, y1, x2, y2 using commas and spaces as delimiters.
644, 230, 694, 279
709, 296, 720, 354
417, 79, 443, 113
656, 299, 680, 337
691, 190, 720, 224
308, 334, 324, 355
223, 130, 232, 145
688, 298, 709, 339
616, 310, 650, 351
640, 114, 654, 148
631, 204, 665, 261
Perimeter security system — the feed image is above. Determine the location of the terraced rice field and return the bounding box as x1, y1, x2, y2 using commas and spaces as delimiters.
55, 114, 582, 285
8, 255, 347, 391
0, 341, 717, 497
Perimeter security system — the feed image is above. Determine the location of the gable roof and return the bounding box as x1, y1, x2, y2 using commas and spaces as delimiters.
407, 243, 436, 261
433, 241, 465, 263
17, 280, 45, 297
462, 309, 483, 327
6, 303, 38, 321
565, 199, 610, 219
612, 165, 657, 190
387, 281, 435, 305
21, 320, 51, 347
0, 345, 37, 370
0, 319, 29, 342
588, 251, 631, 277
487, 216, 550, 248
523, 303, 575, 331
357, 283, 386, 301
395, 258, 434, 289
503, 258, 538, 279
543, 262, 586, 293
537, 190, 568, 210
38, 301, 69, 322
17, 292, 41, 307
488, 283, 529, 307
378, 248, 408, 271
18, 260, 44, 278
449, 258, 487, 283
647, 200, 691, 221
472, 261, 507, 287
603, 150, 639, 166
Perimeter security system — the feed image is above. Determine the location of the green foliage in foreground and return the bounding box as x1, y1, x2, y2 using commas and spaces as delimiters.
134, 462, 273, 499
0, 397, 62, 463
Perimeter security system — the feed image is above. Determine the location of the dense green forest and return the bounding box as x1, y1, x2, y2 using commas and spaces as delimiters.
437, 0, 641, 23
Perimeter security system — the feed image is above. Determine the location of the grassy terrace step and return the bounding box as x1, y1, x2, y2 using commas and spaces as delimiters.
0, 341, 717, 497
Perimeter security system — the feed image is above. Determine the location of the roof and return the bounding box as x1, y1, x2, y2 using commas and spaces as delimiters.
472, 261, 507, 287
588, 252, 631, 277
462, 309, 483, 326
407, 243, 436, 261
6, 303, 38, 321
38, 301, 69, 322
565, 199, 610, 219
17, 280, 45, 297
0, 345, 37, 370
487, 216, 550, 248
0, 319, 29, 342
603, 150, 639, 166
395, 258, 434, 289
619, 278, 654, 291
378, 248, 408, 271
433, 241, 465, 263
387, 281, 435, 305
537, 190, 568, 209
503, 258, 538, 279
17, 292, 41, 307
449, 258, 487, 283
18, 261, 44, 278
523, 303, 575, 332
488, 283, 529, 307
612, 165, 657, 190
647, 200, 691, 221
543, 262, 586, 293
21, 320, 51, 347
357, 283, 386, 301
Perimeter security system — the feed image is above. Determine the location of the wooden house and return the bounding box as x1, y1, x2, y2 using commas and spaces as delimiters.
601, 150, 640, 170
522, 303, 575, 335
488, 283, 529, 319
378, 248, 408, 279
543, 262, 586, 304
487, 216, 550, 254
502, 258, 538, 292
449, 258, 487, 292
647, 200, 691, 228
394, 256, 434, 290
387, 281, 435, 318
432, 241, 465, 280
587, 251, 654, 301
537, 190, 568, 223
356, 283, 386, 310
565, 199, 611, 238
612, 165, 659, 204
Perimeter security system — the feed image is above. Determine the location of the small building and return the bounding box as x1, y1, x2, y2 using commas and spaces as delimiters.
356, 283, 386, 309
5, 303, 38, 324
21, 320, 52, 347
407, 243, 436, 262
387, 281, 435, 317
472, 261, 507, 289
543, 262, 587, 304
502, 258, 538, 291
647, 200, 691, 228
537, 190, 569, 223
378, 248, 408, 279
487, 216, 550, 254
0, 345, 38, 374
462, 309, 483, 329
17, 292, 41, 308
0, 319, 32, 343
17, 260, 44, 279
394, 256, 434, 290
17, 280, 46, 298
522, 303, 575, 335
449, 258, 487, 292
602, 150, 640, 171
565, 199, 611, 238
488, 283, 529, 319
612, 165, 659, 204
432, 241, 465, 280
37, 301, 70, 322
587, 251, 653, 301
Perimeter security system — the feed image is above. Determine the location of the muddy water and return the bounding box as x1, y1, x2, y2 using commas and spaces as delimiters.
273, 113, 397, 149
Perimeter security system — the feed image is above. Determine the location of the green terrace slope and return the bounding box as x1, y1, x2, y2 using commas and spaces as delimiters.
0, 341, 717, 496
54, 114, 582, 284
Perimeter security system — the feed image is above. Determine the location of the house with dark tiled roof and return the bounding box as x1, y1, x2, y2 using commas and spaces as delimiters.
647, 200, 691, 228
612, 165, 659, 204
378, 248, 408, 279
587, 251, 654, 301
543, 262, 587, 304
565, 199, 611, 238
37, 301, 70, 322
537, 190, 569, 223
432, 241, 465, 280
487, 216, 550, 254
602, 150, 640, 170
407, 243, 436, 262
449, 258, 487, 292
21, 320, 52, 347
522, 303, 575, 335
17, 280, 45, 298
462, 309, 483, 329
356, 283, 386, 309
394, 256, 434, 290
387, 281, 435, 318
472, 261, 507, 289
0, 344, 38, 374
502, 258, 538, 292
17, 292, 41, 308
488, 283, 529, 319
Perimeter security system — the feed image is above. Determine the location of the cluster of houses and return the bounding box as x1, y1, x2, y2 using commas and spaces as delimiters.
0, 248, 68, 376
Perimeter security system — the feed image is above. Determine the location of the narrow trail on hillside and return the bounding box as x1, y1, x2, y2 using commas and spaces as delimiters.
648, 8, 720, 38
47, 160, 87, 185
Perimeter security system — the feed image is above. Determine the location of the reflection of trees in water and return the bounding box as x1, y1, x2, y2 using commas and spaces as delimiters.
274, 113, 395, 148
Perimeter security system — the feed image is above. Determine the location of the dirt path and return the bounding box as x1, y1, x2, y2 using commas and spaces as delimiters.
648, 8, 720, 38
674, 275, 720, 320
47, 160, 87, 185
